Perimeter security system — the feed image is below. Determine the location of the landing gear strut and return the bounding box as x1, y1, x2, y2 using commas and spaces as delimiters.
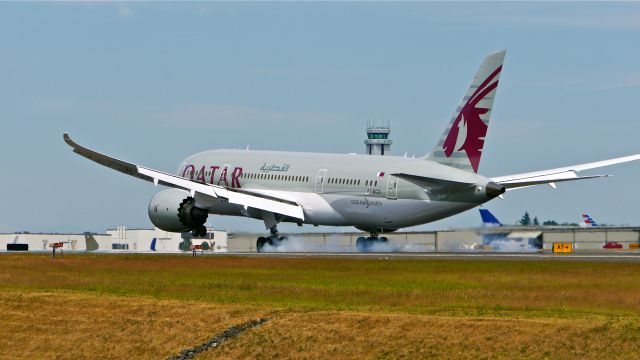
256, 226, 289, 253
356, 230, 388, 252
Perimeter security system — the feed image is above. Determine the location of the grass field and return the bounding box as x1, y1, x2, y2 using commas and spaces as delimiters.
1, 253, 639, 359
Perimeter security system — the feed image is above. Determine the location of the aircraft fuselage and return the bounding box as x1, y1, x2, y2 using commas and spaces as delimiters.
179, 149, 497, 230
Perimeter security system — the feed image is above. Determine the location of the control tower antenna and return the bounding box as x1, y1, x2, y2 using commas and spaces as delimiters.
364, 121, 392, 155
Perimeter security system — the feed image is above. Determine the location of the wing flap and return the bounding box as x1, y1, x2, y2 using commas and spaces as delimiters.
64, 133, 304, 220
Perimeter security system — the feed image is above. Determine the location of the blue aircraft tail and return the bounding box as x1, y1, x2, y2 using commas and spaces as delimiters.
150, 238, 157, 251
479, 209, 502, 226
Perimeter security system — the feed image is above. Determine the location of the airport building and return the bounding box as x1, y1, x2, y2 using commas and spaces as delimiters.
0, 227, 228, 253
1, 226, 639, 253
225, 226, 640, 253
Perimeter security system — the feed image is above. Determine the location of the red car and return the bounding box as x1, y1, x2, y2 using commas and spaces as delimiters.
603, 242, 623, 249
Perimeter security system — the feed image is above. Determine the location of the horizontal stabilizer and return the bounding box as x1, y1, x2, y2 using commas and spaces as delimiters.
392, 173, 475, 193
498, 174, 607, 190
492, 154, 640, 190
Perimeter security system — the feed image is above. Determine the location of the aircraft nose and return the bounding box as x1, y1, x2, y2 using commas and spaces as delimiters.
485, 181, 506, 198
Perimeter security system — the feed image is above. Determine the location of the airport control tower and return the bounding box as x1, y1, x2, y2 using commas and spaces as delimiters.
364, 122, 392, 155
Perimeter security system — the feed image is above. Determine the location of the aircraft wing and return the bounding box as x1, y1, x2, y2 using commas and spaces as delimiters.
491, 154, 640, 190
63, 133, 305, 220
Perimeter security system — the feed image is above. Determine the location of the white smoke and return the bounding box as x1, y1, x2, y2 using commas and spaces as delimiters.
366, 241, 417, 253
260, 236, 326, 253
490, 239, 539, 253
258, 235, 421, 253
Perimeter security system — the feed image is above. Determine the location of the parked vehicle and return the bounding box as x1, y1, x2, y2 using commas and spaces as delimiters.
603, 242, 623, 249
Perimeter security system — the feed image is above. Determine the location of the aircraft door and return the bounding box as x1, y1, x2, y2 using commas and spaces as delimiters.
386, 176, 398, 199
315, 169, 328, 193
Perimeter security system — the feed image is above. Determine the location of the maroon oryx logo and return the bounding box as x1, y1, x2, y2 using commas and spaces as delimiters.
443, 66, 502, 173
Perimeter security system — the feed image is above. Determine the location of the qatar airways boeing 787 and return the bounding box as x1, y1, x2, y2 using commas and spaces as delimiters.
64, 50, 640, 252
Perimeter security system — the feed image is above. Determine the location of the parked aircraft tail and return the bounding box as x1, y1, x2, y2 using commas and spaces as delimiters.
84, 232, 99, 251
427, 50, 506, 173
581, 213, 599, 227
150, 237, 157, 251
479, 208, 502, 227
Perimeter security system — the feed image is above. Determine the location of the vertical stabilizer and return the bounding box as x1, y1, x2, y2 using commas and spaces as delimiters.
84, 232, 99, 251
427, 50, 506, 173
581, 213, 599, 227
479, 209, 502, 227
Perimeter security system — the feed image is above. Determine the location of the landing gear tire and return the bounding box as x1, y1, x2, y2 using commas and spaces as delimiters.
257, 235, 289, 252
192, 225, 207, 237
356, 235, 389, 252
255, 225, 291, 253
267, 236, 280, 247
356, 237, 368, 252
257, 237, 268, 253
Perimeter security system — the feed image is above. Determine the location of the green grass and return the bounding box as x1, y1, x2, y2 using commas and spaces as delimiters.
2, 253, 640, 318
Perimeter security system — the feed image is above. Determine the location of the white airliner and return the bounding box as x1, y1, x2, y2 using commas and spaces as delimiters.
64, 50, 640, 252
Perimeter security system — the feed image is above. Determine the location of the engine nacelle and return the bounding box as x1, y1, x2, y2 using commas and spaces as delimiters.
148, 189, 208, 233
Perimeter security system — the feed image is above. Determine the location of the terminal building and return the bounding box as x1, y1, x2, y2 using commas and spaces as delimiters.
1, 226, 639, 253
0, 227, 227, 253
224, 227, 640, 253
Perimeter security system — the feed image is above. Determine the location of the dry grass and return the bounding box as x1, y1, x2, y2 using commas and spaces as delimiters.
213, 312, 640, 359
0, 291, 268, 360
1, 253, 640, 359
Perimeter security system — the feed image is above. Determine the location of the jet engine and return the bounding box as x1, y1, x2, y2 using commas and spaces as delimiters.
148, 189, 208, 235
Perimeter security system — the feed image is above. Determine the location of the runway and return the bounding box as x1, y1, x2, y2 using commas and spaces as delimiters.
215, 251, 640, 262
5, 250, 639, 262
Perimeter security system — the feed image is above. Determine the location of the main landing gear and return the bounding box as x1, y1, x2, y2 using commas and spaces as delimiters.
191, 225, 207, 237
256, 226, 289, 253
356, 231, 389, 252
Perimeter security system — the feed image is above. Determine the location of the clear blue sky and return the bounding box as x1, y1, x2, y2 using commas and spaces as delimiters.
2, 2, 640, 234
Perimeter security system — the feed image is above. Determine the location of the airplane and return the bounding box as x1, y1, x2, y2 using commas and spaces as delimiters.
84, 232, 100, 251
580, 213, 599, 227
63, 50, 640, 253
476, 209, 542, 251
479, 208, 502, 227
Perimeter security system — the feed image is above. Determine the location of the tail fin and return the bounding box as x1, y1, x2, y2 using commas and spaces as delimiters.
150, 238, 157, 251
479, 209, 502, 227
581, 213, 598, 227
427, 50, 506, 173
84, 232, 99, 251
